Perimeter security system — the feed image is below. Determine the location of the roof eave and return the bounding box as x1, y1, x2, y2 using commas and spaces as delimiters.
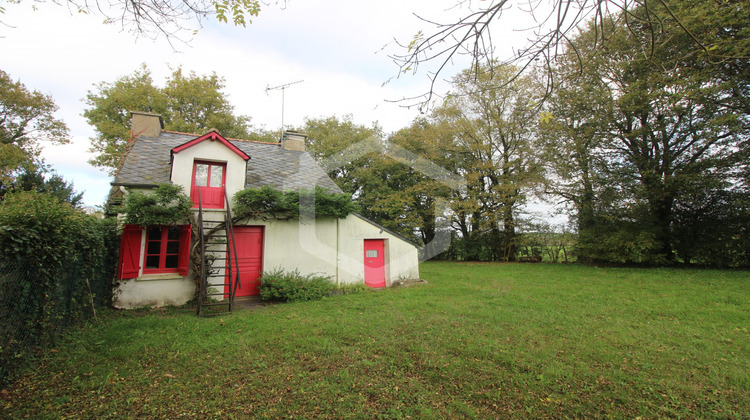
110, 182, 161, 189
352, 213, 422, 249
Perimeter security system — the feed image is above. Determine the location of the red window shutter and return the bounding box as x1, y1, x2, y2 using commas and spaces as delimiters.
118, 225, 143, 279
177, 225, 191, 276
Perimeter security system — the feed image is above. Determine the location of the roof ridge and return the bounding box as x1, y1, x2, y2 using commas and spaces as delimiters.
161, 129, 281, 146
231, 139, 282, 146
162, 129, 201, 136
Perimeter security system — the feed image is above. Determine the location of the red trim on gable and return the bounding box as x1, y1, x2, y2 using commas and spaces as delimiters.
172, 131, 250, 161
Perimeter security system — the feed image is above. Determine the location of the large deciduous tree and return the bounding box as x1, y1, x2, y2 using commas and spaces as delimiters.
0, 164, 84, 206
84, 65, 252, 173
0, 69, 78, 203
0, 69, 69, 156
433, 64, 542, 261
301, 115, 383, 197
542, 4, 749, 265
381, 119, 458, 255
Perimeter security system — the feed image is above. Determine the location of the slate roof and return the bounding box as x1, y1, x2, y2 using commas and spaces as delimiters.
112, 131, 342, 193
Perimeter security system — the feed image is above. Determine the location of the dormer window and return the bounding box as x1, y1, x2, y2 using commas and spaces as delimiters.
194, 162, 224, 189
191, 160, 226, 208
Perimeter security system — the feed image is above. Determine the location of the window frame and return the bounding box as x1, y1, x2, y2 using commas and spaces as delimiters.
190, 160, 227, 209
192, 160, 226, 188
118, 224, 191, 280
142, 226, 183, 274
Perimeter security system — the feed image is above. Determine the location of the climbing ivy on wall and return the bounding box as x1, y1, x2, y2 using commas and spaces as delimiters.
233, 186, 358, 220
122, 184, 192, 226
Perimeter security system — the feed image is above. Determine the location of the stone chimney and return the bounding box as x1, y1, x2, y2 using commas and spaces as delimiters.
281, 130, 306, 151
130, 111, 164, 139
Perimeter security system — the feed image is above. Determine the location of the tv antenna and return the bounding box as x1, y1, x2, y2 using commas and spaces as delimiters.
265, 80, 304, 140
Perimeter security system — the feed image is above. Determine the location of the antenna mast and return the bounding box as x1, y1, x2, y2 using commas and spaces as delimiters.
265, 80, 304, 140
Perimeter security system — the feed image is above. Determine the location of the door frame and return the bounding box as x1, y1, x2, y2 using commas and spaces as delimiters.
190, 160, 227, 209
363, 238, 388, 288
226, 225, 265, 298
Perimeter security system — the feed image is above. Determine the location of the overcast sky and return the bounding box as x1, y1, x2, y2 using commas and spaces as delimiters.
1, 0, 538, 209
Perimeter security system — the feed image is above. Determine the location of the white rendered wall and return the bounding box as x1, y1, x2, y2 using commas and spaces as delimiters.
115, 276, 195, 309
240, 216, 339, 280
170, 140, 247, 199
240, 214, 420, 286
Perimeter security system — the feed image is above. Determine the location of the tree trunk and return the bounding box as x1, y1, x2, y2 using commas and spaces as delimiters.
576, 161, 597, 264
649, 194, 676, 264
502, 204, 517, 262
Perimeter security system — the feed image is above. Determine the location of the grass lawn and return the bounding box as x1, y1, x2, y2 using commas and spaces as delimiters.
2, 262, 749, 418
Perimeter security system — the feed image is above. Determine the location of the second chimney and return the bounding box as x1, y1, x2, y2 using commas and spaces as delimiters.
281, 131, 306, 151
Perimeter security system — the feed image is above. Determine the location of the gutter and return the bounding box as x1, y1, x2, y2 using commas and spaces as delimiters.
110, 182, 160, 189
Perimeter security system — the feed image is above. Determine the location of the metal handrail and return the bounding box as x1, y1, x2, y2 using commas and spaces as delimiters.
196, 187, 206, 316
224, 191, 242, 309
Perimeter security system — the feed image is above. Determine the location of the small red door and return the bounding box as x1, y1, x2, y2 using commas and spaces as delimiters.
364, 239, 386, 288
226, 226, 264, 297
191, 161, 226, 209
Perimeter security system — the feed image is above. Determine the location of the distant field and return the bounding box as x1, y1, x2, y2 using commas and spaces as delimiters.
2, 262, 749, 418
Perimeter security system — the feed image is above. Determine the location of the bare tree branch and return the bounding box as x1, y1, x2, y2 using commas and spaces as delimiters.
389, 0, 747, 111
3, 0, 282, 45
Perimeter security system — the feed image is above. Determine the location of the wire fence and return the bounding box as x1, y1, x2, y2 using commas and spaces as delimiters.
0, 252, 116, 387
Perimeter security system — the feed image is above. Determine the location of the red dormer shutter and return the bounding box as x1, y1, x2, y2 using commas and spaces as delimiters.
118, 224, 143, 279
177, 225, 191, 276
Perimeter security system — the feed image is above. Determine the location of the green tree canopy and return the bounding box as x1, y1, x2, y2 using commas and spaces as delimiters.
432, 63, 543, 261
0, 69, 69, 156
301, 115, 383, 197
393, 0, 750, 111
356, 119, 459, 251
0, 69, 77, 203
541, 2, 749, 265
0, 164, 83, 207
84, 65, 252, 173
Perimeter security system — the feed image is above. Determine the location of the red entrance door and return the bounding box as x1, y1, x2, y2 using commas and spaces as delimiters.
191, 161, 226, 209
363, 239, 386, 288
226, 226, 264, 297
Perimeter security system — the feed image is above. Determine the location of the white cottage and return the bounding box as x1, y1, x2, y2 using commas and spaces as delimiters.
113, 112, 420, 309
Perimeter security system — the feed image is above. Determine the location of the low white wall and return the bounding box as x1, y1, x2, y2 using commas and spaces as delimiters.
115, 276, 195, 309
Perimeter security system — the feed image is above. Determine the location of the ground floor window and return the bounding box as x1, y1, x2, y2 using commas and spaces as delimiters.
144, 226, 182, 273
118, 224, 191, 279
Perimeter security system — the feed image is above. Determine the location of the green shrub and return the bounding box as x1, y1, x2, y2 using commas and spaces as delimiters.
258, 268, 334, 303
122, 184, 191, 226
234, 186, 358, 220
0, 190, 119, 387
